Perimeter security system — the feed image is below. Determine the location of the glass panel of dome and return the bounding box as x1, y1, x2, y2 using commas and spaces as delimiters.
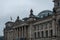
45, 14, 47, 16
37, 10, 53, 18
49, 12, 53, 15
43, 14, 45, 17
42, 13, 45, 14
41, 16, 43, 18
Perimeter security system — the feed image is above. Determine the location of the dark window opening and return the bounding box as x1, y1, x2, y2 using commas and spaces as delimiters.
46, 31, 48, 37
50, 30, 53, 37
58, 19, 60, 25
34, 32, 36, 38
38, 32, 40, 38
58, 2, 59, 6
41, 31, 44, 37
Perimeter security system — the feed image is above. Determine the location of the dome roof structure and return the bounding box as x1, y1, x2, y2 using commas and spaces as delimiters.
38, 10, 53, 18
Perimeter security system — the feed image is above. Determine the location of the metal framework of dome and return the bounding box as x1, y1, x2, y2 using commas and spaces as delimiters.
38, 10, 53, 18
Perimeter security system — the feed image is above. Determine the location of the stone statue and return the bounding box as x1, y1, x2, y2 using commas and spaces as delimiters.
53, 8, 56, 13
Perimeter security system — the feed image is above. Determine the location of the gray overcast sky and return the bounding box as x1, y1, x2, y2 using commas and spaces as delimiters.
0, 0, 53, 36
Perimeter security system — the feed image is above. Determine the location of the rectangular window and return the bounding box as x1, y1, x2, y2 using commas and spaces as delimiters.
49, 22, 52, 28
34, 32, 36, 38
39, 25, 41, 30
38, 25, 39, 30
34, 26, 36, 31
45, 23, 47, 29
58, 2, 59, 6
38, 32, 40, 38
37, 25, 39, 30
41, 25, 43, 30
46, 31, 48, 37
36, 26, 38, 30
41, 31, 44, 37
50, 30, 53, 37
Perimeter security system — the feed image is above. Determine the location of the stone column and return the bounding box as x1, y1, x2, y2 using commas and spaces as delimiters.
48, 23, 50, 37
29, 24, 33, 40
43, 26, 46, 37
18, 28, 20, 40
14, 29, 16, 40
18, 27, 21, 39
22, 27, 23, 38
30, 24, 32, 40
52, 20, 56, 37
13, 29, 15, 40
13, 28, 17, 40
24, 26, 26, 38
7, 32, 9, 40
16, 28, 18, 40
14, 28, 18, 40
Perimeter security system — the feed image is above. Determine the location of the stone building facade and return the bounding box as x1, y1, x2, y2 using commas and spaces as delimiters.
4, 0, 60, 40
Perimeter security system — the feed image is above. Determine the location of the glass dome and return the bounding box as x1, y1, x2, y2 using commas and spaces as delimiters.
38, 10, 53, 18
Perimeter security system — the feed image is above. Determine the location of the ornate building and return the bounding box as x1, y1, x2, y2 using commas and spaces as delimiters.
4, 0, 60, 40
